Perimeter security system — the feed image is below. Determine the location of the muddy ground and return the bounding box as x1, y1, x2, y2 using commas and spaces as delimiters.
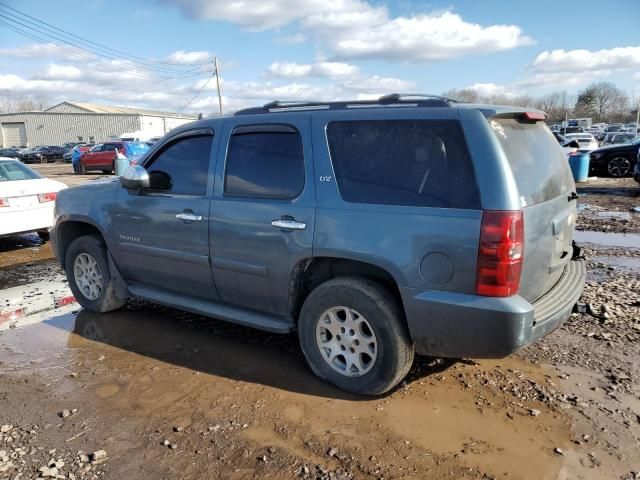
0, 167, 639, 480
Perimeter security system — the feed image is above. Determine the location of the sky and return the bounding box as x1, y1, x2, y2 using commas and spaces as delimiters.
0, 0, 639, 115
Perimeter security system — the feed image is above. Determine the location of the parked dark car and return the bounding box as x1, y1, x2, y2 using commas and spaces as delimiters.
0, 148, 20, 159
20, 145, 66, 164
589, 137, 640, 177
63, 143, 90, 162
601, 132, 636, 146
634, 148, 640, 184
51, 94, 585, 395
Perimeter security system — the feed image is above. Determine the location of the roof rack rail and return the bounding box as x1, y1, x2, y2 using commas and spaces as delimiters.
234, 93, 458, 115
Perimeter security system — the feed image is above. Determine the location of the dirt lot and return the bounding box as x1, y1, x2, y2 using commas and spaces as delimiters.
0, 165, 639, 480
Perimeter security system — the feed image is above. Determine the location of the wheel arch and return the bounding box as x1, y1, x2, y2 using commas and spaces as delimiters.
56, 218, 107, 266
288, 256, 405, 323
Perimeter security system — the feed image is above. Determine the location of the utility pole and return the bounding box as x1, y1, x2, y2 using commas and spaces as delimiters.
214, 57, 223, 116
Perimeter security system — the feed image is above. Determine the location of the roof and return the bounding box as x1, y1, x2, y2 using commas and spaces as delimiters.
45, 101, 197, 119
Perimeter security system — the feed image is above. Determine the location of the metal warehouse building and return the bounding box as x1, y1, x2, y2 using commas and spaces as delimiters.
0, 101, 198, 147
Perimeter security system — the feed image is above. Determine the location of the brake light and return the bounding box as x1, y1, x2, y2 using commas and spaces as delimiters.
0, 198, 8, 208
38, 192, 57, 203
522, 111, 546, 121
476, 210, 524, 297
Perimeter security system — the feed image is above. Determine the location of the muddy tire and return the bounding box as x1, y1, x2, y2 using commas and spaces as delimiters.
64, 235, 125, 313
298, 277, 414, 396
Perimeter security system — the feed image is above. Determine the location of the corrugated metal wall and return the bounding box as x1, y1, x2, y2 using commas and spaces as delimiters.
0, 113, 141, 147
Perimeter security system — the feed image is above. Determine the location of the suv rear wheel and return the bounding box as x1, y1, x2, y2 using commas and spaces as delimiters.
65, 235, 125, 313
298, 277, 414, 395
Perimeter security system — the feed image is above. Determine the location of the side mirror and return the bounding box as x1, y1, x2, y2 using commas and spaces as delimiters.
120, 165, 149, 191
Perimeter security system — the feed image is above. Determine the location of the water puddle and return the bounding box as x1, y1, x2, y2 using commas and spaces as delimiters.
596, 211, 632, 220
574, 230, 640, 248
592, 255, 640, 270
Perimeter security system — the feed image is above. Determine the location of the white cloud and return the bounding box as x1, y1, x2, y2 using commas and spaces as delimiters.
157, 0, 360, 30
0, 43, 93, 61
310, 10, 534, 61
267, 61, 359, 78
466, 82, 514, 97
341, 75, 415, 93
531, 47, 640, 73
634, 72, 640, 80
160, 1, 532, 62
166, 50, 212, 64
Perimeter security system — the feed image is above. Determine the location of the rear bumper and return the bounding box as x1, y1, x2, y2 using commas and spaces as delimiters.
401, 256, 586, 358
0, 207, 54, 236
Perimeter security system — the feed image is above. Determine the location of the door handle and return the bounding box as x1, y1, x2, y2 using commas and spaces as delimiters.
176, 212, 203, 222
271, 219, 306, 230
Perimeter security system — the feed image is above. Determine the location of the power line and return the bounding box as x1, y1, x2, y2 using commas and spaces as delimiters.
0, 2, 211, 69
80, 69, 216, 103
0, 12, 201, 76
0, 20, 163, 80
0, 19, 207, 81
180, 71, 217, 111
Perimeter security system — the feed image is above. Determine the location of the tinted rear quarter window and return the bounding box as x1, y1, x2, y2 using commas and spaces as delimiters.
224, 127, 304, 199
490, 119, 573, 205
326, 120, 480, 209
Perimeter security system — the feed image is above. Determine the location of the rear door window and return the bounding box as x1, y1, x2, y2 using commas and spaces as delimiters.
490, 118, 573, 205
326, 120, 480, 209
224, 125, 305, 199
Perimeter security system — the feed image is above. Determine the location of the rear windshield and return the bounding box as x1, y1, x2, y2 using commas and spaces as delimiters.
490, 118, 573, 205
0, 161, 42, 181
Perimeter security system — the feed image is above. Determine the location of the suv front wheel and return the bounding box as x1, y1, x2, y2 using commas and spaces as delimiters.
298, 277, 414, 395
65, 235, 125, 313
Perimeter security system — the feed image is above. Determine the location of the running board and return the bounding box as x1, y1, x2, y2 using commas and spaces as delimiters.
128, 284, 294, 334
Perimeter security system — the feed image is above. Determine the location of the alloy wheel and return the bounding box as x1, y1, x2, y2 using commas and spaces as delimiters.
315, 306, 378, 377
73, 253, 104, 301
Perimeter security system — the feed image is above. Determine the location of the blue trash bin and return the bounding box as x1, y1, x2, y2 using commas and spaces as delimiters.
568, 152, 590, 182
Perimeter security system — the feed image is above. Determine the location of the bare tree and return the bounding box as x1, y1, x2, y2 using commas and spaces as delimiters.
575, 82, 629, 122
442, 88, 481, 103
0, 90, 51, 113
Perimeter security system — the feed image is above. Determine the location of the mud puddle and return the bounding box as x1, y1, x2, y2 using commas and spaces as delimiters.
592, 255, 640, 270
0, 233, 54, 268
574, 230, 640, 248
0, 305, 630, 479
0, 258, 62, 290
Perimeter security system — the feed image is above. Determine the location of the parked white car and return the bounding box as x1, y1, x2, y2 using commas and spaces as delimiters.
564, 133, 598, 151
0, 158, 67, 238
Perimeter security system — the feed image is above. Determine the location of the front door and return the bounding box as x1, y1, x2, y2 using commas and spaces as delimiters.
110, 129, 218, 300
210, 118, 315, 317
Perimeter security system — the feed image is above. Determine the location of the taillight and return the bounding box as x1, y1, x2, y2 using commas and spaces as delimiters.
38, 192, 57, 203
476, 210, 524, 297
0, 198, 8, 207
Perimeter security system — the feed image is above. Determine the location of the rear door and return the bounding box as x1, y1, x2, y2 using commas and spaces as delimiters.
83, 145, 103, 169
210, 117, 315, 317
488, 117, 576, 302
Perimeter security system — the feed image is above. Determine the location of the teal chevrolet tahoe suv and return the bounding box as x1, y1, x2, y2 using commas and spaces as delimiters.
51, 94, 586, 395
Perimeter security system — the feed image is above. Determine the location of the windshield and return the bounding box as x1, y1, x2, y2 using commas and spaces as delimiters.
490, 118, 573, 205
0, 161, 42, 181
